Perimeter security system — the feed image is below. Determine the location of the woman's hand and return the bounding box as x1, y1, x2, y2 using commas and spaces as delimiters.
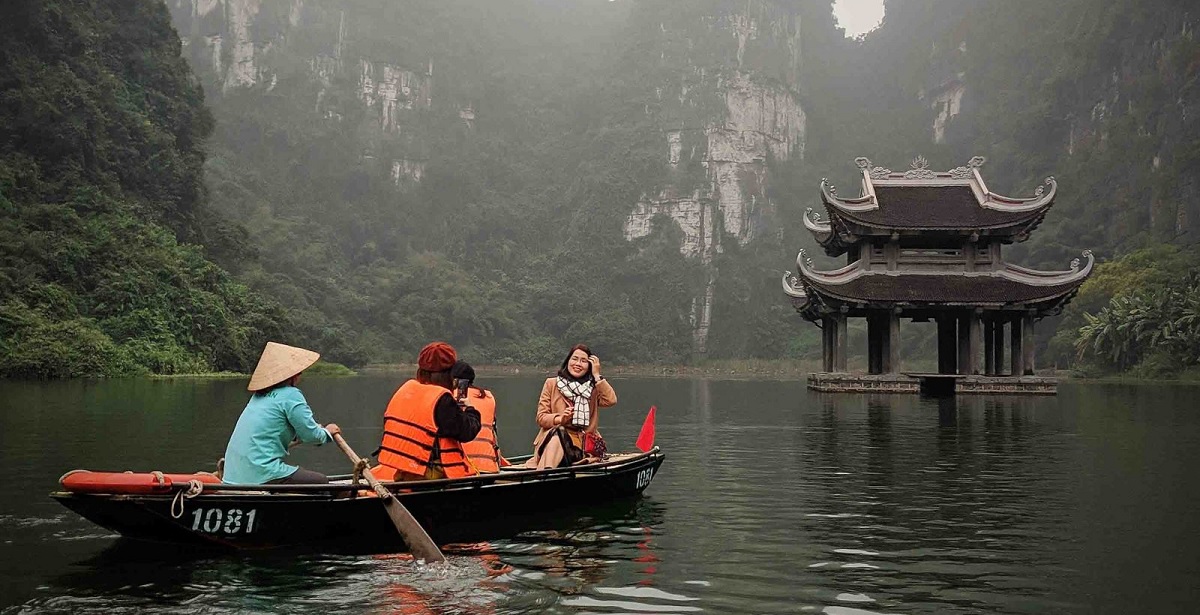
324, 423, 341, 437
557, 411, 572, 426
589, 355, 602, 379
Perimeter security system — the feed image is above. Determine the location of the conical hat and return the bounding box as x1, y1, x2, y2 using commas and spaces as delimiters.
247, 342, 320, 391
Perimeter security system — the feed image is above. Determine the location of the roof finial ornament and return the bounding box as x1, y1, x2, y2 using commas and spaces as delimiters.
781, 270, 806, 298
797, 248, 814, 270
1070, 249, 1092, 271
950, 156, 987, 179
805, 207, 822, 223
904, 155, 936, 179
1035, 176, 1055, 197
856, 156, 892, 178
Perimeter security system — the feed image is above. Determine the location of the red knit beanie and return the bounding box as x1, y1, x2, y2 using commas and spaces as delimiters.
418, 341, 457, 372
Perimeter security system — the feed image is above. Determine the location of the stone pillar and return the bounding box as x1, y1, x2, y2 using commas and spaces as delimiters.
888, 309, 901, 374
937, 316, 957, 375
879, 314, 891, 373
821, 316, 833, 372
984, 319, 995, 375
1010, 316, 1024, 376
1022, 314, 1035, 375
867, 314, 881, 375
993, 318, 1005, 376
957, 314, 971, 375
834, 312, 848, 372
969, 311, 983, 375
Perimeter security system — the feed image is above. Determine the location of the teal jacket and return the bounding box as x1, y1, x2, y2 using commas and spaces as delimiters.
222, 386, 330, 484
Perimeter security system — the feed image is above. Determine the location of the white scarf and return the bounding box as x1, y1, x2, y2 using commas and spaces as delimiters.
556, 376, 594, 428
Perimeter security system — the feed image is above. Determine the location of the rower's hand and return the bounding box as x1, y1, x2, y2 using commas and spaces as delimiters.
588, 355, 602, 379
325, 423, 342, 437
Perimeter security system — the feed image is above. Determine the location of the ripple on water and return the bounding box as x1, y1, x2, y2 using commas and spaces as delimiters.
595, 586, 700, 601
822, 607, 901, 615
563, 596, 703, 612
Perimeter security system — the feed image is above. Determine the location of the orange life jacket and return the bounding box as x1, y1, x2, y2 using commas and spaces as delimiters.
375, 380, 475, 480
458, 387, 503, 473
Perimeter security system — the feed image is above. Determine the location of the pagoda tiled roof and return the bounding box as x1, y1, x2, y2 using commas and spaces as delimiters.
782, 250, 1094, 317
846, 185, 1047, 229
806, 156, 1056, 256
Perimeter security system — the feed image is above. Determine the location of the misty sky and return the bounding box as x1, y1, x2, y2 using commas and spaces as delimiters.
833, 0, 885, 37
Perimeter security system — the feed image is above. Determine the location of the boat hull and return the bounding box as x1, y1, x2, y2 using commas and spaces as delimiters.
52, 449, 664, 552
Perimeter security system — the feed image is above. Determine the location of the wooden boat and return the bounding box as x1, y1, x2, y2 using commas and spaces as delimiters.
51, 448, 665, 552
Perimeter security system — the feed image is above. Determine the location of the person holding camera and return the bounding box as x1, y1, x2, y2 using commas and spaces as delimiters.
371, 342, 482, 481
529, 344, 617, 470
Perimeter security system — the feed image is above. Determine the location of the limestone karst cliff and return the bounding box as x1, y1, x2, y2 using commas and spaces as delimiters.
159, 0, 1196, 366
165, 0, 838, 358
618, 0, 830, 353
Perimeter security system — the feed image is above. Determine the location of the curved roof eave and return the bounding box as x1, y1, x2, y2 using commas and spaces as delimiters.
820, 178, 877, 213
781, 269, 807, 299
790, 250, 1095, 306
980, 176, 1057, 212
998, 250, 1094, 285
803, 207, 833, 242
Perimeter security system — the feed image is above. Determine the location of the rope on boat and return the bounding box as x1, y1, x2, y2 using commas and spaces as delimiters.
170, 479, 206, 519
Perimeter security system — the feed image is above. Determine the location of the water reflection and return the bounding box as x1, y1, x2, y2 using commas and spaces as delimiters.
3, 377, 1200, 613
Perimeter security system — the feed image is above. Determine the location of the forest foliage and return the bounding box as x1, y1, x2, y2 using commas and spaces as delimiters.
0, 0, 284, 377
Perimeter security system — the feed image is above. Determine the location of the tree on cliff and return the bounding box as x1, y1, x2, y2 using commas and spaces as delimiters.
0, 0, 284, 377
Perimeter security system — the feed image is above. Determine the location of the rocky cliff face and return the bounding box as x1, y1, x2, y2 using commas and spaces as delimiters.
169, 0, 821, 357
621, 0, 810, 353
168, 0, 436, 188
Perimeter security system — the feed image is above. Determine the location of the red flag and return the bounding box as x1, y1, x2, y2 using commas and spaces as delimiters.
635, 406, 657, 452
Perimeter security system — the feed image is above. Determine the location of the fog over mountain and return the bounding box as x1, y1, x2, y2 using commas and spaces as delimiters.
2, 0, 1196, 377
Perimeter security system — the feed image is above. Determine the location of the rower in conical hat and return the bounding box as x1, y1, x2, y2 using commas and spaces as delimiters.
222, 342, 341, 485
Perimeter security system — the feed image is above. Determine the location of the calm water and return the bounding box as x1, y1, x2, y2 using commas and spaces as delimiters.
1, 375, 1198, 614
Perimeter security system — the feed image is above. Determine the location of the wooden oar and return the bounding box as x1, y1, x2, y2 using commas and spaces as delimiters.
332, 433, 446, 563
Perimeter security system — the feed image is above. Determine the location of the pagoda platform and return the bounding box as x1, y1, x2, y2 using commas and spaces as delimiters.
807, 372, 1057, 395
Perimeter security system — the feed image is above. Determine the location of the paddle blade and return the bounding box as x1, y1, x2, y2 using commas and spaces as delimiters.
382, 494, 445, 563
635, 406, 657, 452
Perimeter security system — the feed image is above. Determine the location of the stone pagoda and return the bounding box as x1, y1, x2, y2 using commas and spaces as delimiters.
782, 156, 1092, 394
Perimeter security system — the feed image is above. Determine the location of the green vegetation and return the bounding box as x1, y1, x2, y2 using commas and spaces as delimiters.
304, 361, 357, 377
1052, 246, 1200, 378
0, 1, 284, 378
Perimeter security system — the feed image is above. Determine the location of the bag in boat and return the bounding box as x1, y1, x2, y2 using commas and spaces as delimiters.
584, 432, 607, 459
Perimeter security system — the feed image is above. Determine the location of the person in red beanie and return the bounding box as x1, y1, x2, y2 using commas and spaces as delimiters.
371, 342, 482, 481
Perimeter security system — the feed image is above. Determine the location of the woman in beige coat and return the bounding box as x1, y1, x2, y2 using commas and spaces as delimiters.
529, 344, 617, 470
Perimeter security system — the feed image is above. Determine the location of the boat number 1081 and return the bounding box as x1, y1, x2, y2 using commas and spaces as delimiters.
189, 508, 258, 534
635, 468, 654, 489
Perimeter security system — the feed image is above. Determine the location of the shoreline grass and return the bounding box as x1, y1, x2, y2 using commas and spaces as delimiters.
136, 360, 1200, 385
